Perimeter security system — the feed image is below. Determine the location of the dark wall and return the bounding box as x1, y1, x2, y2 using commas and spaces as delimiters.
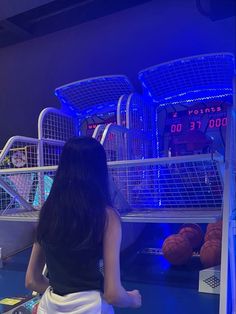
0, 0, 235, 147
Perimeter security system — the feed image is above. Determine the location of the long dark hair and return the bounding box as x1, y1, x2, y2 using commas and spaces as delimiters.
37, 136, 111, 249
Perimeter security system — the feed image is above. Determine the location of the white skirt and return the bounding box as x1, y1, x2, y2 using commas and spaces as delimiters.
37, 287, 114, 314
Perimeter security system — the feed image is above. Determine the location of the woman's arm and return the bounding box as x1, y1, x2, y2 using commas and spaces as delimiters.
25, 242, 49, 294
103, 208, 142, 308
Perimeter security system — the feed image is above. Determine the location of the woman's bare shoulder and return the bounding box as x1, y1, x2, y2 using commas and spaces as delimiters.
106, 207, 120, 219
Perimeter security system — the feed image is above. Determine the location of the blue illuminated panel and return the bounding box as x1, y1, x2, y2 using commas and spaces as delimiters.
138, 53, 235, 106
55, 75, 133, 115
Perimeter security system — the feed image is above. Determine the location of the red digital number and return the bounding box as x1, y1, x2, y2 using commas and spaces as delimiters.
171, 124, 176, 133
196, 121, 201, 129
209, 119, 215, 128
190, 121, 201, 131
171, 124, 182, 133
209, 117, 227, 128
215, 118, 221, 128
222, 117, 227, 126
176, 124, 182, 132
190, 121, 195, 131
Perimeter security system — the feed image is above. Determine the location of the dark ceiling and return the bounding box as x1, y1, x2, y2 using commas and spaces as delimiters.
0, 0, 150, 48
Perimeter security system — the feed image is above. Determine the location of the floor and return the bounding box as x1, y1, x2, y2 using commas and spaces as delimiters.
0, 224, 220, 314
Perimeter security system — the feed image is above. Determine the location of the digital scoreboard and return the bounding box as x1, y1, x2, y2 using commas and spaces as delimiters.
160, 99, 230, 156
165, 102, 227, 134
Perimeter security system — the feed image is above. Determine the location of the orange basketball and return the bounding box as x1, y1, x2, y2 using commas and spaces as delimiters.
206, 220, 222, 232
200, 239, 221, 268
162, 234, 193, 265
179, 224, 204, 249
205, 227, 222, 242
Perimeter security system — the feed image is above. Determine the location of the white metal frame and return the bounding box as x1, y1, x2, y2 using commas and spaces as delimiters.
108, 153, 224, 221
0, 165, 57, 221
117, 94, 128, 127
219, 77, 236, 314
0, 136, 40, 214
92, 124, 107, 141
99, 123, 154, 160
0, 136, 39, 165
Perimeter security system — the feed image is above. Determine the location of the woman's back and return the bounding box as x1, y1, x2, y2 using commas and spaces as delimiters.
25, 137, 142, 312
43, 242, 103, 295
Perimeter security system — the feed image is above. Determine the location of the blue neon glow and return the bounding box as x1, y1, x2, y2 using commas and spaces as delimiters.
33, 175, 53, 207
138, 53, 235, 106
55, 75, 133, 116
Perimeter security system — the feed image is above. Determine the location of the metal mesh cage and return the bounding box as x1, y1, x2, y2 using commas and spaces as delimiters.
55, 75, 133, 115
0, 172, 36, 212
117, 94, 129, 127
39, 108, 77, 141
100, 124, 154, 161
0, 137, 39, 169
108, 154, 223, 212
42, 141, 64, 166
138, 53, 235, 105
126, 93, 155, 132
38, 108, 77, 167
101, 125, 129, 161
0, 167, 56, 217
0, 178, 21, 212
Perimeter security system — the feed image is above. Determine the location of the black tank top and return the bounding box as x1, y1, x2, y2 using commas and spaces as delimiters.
43, 242, 104, 295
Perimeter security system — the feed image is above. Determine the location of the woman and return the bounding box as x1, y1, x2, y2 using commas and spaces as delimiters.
25, 136, 142, 313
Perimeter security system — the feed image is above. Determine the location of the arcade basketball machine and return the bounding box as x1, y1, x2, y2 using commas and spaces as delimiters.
54, 75, 133, 136
54, 75, 156, 244
0, 56, 234, 313
0, 74, 155, 312
0, 75, 133, 219
110, 53, 235, 314
0, 74, 154, 256
55, 75, 155, 161
99, 53, 235, 313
